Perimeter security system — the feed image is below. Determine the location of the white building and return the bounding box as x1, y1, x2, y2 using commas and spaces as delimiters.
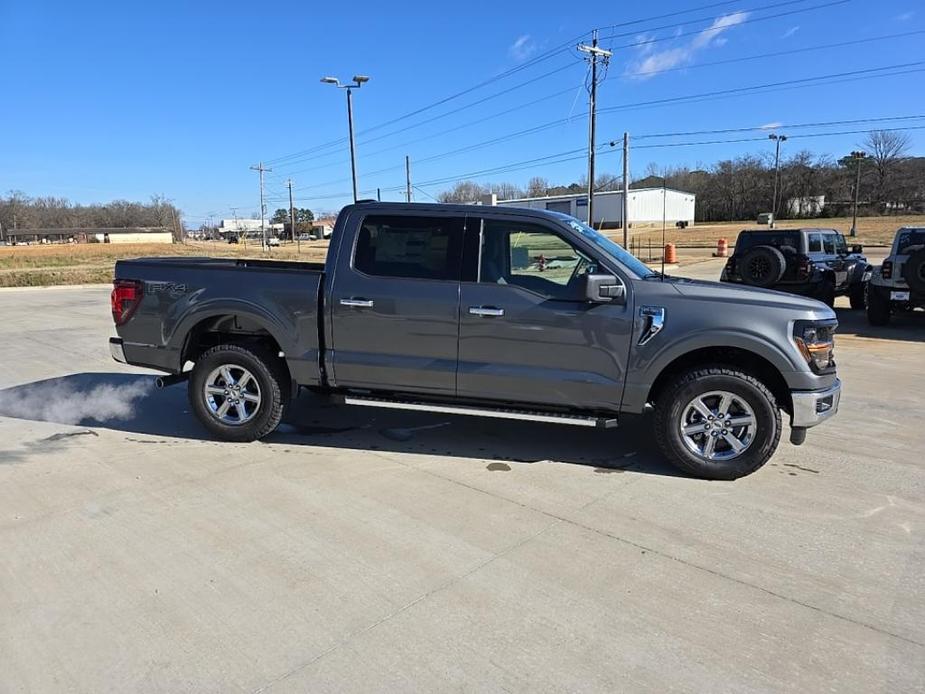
497, 188, 696, 228
219, 219, 284, 237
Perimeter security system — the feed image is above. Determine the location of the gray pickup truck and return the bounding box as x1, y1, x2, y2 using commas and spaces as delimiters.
110, 202, 841, 480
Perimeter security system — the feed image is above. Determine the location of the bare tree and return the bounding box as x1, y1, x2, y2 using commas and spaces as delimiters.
437, 180, 485, 204
526, 176, 550, 197
863, 130, 912, 209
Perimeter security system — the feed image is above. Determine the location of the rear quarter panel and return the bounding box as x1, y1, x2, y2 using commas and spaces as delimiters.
114, 258, 323, 385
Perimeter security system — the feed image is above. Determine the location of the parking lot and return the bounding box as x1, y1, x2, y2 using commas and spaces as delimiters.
1, 261, 923, 692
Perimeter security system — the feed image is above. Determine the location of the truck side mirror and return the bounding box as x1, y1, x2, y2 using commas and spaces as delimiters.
585, 274, 625, 304
851, 244, 863, 254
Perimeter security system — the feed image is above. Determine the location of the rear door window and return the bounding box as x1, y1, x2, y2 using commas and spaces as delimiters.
822, 234, 837, 255
354, 215, 464, 281
897, 229, 925, 254
807, 233, 823, 253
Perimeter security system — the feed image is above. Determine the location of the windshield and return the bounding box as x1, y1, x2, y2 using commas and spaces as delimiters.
558, 216, 657, 278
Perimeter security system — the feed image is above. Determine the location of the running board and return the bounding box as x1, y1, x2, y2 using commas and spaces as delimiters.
342, 396, 618, 429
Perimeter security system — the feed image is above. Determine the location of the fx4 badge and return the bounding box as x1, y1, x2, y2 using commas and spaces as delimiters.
147, 281, 187, 298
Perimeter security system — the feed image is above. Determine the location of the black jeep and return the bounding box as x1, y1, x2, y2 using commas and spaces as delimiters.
720, 228, 870, 308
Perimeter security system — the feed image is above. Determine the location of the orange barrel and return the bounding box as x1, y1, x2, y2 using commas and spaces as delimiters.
715, 237, 728, 257
665, 243, 678, 264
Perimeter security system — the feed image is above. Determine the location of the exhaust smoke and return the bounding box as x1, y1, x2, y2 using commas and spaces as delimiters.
0, 379, 153, 425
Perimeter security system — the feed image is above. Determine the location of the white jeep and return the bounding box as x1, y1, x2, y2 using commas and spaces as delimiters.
867, 227, 925, 325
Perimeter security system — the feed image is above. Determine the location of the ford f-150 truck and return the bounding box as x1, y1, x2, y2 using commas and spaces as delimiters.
110, 202, 841, 480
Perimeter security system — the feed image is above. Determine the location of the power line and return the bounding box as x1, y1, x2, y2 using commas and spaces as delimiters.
602, 0, 851, 50
261, 0, 839, 169
280, 64, 925, 197
599, 62, 925, 116
397, 123, 925, 193
627, 28, 925, 80
630, 114, 925, 141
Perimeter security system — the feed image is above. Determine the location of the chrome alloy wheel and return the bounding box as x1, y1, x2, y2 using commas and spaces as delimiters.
203, 365, 261, 425
680, 390, 757, 461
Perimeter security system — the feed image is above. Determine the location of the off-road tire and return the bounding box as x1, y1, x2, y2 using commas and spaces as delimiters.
902, 249, 925, 293
654, 366, 781, 481
848, 281, 866, 310
866, 284, 892, 326
816, 279, 836, 308
739, 245, 786, 288
188, 343, 287, 442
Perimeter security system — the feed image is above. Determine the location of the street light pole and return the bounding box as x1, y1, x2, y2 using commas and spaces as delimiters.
849, 150, 867, 237
769, 133, 787, 229
321, 75, 370, 203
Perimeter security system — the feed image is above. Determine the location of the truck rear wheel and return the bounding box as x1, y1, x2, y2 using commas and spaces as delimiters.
866, 284, 891, 326
654, 366, 781, 480
188, 343, 287, 442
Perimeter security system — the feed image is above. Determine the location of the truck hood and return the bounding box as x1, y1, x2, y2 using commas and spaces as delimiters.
667, 277, 835, 318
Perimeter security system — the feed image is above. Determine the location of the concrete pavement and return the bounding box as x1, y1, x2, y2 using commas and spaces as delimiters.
0, 283, 923, 692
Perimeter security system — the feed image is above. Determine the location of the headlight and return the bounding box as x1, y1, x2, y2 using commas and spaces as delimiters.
793, 320, 837, 373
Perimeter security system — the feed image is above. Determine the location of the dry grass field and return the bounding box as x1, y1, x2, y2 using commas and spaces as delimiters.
2, 214, 923, 287
623, 214, 924, 249
0, 240, 328, 287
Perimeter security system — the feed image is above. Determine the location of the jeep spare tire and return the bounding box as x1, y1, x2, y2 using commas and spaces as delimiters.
902, 248, 925, 293
740, 245, 786, 288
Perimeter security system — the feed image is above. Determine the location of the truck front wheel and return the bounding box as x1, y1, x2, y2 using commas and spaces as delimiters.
654, 366, 781, 480
188, 343, 287, 442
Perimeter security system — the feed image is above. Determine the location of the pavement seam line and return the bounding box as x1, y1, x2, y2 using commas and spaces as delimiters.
253, 518, 562, 693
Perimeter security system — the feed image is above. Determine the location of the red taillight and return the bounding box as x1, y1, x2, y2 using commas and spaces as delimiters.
111, 279, 143, 326
881, 260, 893, 280
797, 256, 813, 280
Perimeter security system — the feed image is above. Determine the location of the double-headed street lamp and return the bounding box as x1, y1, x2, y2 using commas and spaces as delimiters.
321, 75, 370, 203
769, 132, 788, 228
847, 150, 867, 237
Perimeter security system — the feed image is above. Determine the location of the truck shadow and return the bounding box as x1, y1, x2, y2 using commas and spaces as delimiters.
0, 373, 683, 478
833, 306, 925, 344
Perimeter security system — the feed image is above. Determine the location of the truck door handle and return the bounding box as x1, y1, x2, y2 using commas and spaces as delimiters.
469, 306, 504, 317
340, 298, 374, 308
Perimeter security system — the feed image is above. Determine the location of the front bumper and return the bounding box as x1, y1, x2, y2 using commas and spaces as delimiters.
790, 378, 841, 428
110, 337, 127, 364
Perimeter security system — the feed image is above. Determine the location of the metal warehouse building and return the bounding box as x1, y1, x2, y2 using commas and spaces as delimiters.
497, 187, 696, 228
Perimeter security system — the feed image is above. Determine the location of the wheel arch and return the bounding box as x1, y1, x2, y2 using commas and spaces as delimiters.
646, 346, 792, 415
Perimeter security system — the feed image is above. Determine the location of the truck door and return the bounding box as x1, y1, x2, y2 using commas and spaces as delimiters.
328, 212, 465, 395
456, 215, 634, 411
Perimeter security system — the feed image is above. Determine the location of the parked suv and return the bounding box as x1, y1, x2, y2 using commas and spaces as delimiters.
721, 228, 870, 308
867, 227, 925, 325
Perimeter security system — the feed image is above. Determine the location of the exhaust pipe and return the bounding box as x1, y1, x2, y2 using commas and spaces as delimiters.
154, 372, 189, 389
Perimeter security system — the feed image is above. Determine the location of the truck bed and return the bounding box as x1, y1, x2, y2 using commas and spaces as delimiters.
113, 256, 325, 386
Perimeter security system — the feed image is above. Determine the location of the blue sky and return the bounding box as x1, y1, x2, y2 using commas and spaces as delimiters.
1, 0, 922, 225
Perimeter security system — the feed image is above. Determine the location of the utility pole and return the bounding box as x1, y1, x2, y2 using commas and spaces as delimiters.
769, 133, 787, 228
405, 155, 413, 203
622, 132, 630, 248
578, 30, 612, 230
250, 162, 271, 249
231, 207, 244, 247
848, 150, 867, 237
286, 178, 299, 252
